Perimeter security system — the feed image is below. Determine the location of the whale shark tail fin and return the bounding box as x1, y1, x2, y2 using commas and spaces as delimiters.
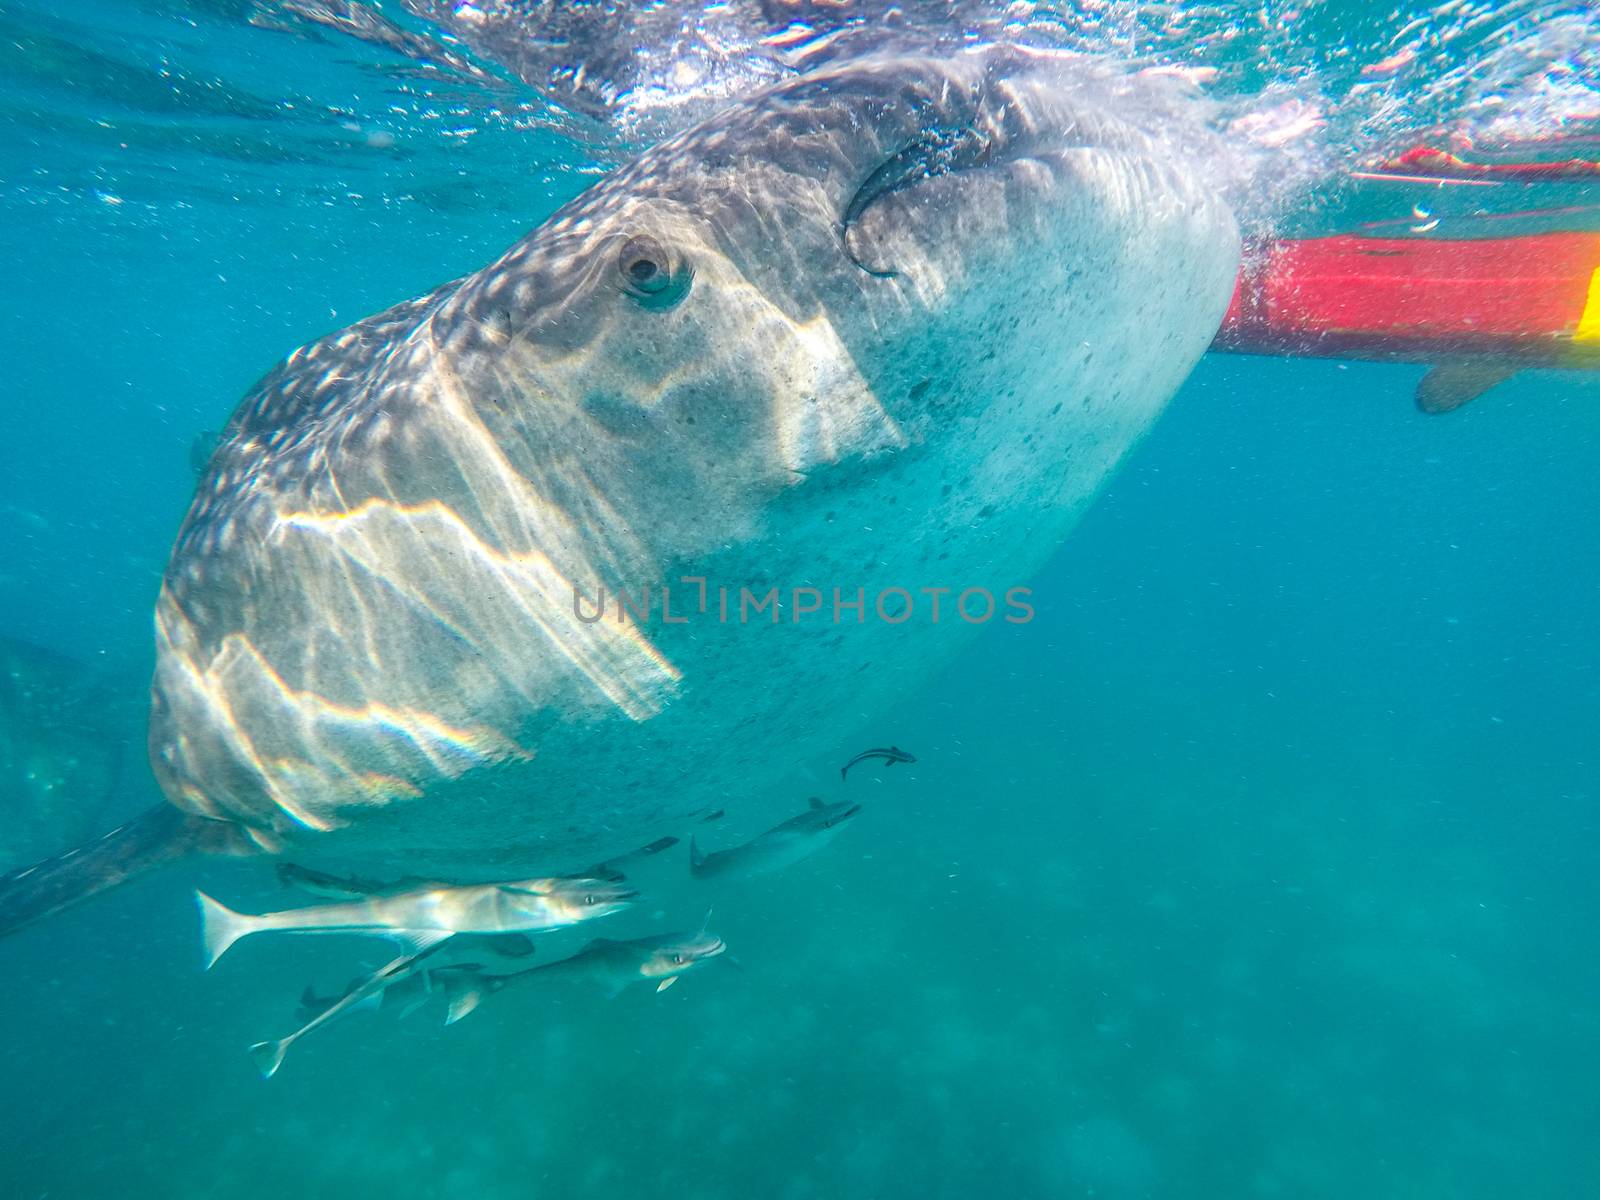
0, 804, 233, 941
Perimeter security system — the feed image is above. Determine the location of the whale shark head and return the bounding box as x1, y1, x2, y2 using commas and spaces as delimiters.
422, 46, 1235, 514
151, 47, 1238, 865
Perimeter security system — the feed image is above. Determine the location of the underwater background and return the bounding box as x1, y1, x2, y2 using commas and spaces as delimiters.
2, 2, 1597, 1197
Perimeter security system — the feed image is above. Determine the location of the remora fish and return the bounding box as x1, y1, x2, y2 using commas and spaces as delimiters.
273, 832, 678, 897
249, 942, 447, 1079
294, 934, 537, 1021
441, 926, 729, 1023
197, 875, 633, 968
275, 861, 430, 900
689, 797, 860, 882
252, 932, 537, 1078
0, 48, 1239, 938
839, 745, 916, 780
296, 931, 538, 1021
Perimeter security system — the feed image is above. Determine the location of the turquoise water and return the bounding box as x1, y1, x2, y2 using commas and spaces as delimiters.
3, 3, 1599, 1197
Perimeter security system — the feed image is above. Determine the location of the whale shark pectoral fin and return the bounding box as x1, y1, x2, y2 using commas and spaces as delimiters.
656, 976, 679, 993
0, 805, 241, 944
1415, 362, 1519, 413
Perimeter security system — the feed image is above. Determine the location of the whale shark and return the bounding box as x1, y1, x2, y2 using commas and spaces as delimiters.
0, 46, 1239, 936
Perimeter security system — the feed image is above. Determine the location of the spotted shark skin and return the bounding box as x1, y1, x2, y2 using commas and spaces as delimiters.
6, 48, 1240, 932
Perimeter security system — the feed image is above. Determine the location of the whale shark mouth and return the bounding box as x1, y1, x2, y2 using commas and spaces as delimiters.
840, 122, 1000, 277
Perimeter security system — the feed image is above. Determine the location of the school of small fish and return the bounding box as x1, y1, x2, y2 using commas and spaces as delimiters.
200, 747, 913, 1077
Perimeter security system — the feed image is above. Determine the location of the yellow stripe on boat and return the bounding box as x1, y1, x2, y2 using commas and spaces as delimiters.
1575, 264, 1600, 345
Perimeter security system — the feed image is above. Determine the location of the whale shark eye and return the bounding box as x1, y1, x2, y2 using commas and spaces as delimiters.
583, 894, 597, 905
671, 953, 684, 965
617, 235, 691, 310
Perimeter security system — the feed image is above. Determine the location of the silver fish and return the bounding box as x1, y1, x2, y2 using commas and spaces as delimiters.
274, 861, 432, 901
689, 797, 861, 883
249, 942, 447, 1078
251, 933, 538, 1078
442, 926, 729, 1023
839, 745, 916, 781
197, 875, 634, 968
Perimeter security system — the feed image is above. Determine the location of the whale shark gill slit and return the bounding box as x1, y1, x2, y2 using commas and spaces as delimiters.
840, 122, 998, 277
